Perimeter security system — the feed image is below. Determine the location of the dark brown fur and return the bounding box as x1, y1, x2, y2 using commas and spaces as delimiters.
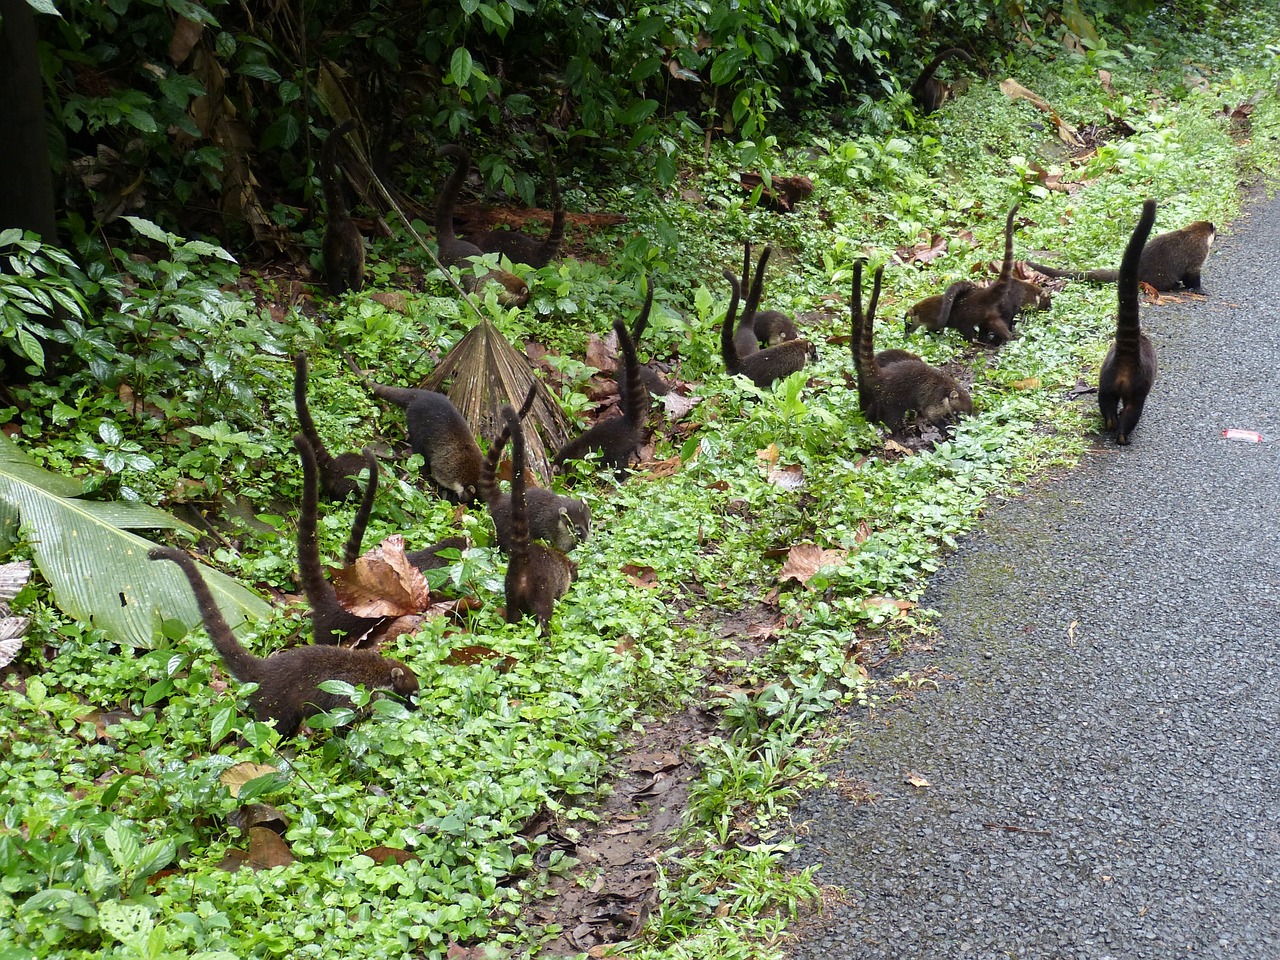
721, 270, 813, 389
1098, 199, 1158, 445
435, 144, 531, 307
149, 546, 418, 739
294, 352, 366, 500
480, 383, 590, 553
741, 243, 800, 348
405, 536, 468, 572
295, 434, 383, 646
320, 119, 365, 295
933, 204, 1026, 345
501, 405, 576, 631
1027, 220, 1214, 292
910, 47, 975, 114
474, 144, 565, 269
853, 261, 973, 432
555, 281, 654, 473
371, 384, 483, 502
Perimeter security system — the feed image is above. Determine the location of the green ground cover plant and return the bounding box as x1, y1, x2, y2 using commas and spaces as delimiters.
4, 6, 1280, 959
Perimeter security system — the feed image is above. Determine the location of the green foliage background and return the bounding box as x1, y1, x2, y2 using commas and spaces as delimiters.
3, 0, 1279, 958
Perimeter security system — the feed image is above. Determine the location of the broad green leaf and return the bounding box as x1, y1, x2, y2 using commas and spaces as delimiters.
122, 217, 169, 244
98, 899, 153, 952
450, 47, 474, 86
104, 820, 142, 872
0, 433, 271, 647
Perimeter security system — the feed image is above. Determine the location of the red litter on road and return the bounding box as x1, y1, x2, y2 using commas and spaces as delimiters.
1222, 428, 1264, 442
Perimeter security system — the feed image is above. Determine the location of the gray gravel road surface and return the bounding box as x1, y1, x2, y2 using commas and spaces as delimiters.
786, 192, 1280, 958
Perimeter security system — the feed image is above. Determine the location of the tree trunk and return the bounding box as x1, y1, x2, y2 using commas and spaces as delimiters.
0, 0, 58, 242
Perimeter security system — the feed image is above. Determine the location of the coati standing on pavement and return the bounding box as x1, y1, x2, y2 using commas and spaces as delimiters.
149, 546, 419, 738
852, 260, 973, 433
930, 203, 1028, 345
294, 352, 366, 501
474, 144, 565, 269
501, 405, 576, 631
909, 47, 975, 114
1098, 199, 1159, 445
435, 144, 529, 306
1026, 219, 1215, 292
320, 119, 365, 295
480, 383, 591, 553
370, 384, 483, 503
555, 280, 655, 474
721, 269, 813, 389
740, 243, 800, 347
295, 434, 383, 646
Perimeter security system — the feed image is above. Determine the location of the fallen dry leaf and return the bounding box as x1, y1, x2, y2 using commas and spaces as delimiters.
895, 232, 949, 266
862, 596, 917, 613
248, 826, 294, 869
219, 762, 279, 798
905, 772, 931, 788
369, 291, 409, 313
621, 564, 658, 588
443, 645, 518, 673
1009, 377, 1042, 390
778, 544, 849, 587
660, 392, 699, 419
332, 535, 431, 618
584, 333, 615, 372
756, 443, 780, 467
767, 464, 804, 491
361, 846, 418, 865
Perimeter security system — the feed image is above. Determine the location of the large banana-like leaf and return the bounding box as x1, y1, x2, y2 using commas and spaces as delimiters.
0, 433, 273, 647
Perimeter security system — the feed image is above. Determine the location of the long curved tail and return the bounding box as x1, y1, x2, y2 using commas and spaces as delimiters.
720, 269, 744, 375
1115, 199, 1157, 359
148, 547, 256, 681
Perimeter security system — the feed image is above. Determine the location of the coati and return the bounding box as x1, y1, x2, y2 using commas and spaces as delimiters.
370, 384, 483, 503
295, 434, 383, 646
905, 275, 1049, 339
732, 242, 762, 360
473, 144, 565, 269
500, 405, 577, 631
555, 280, 654, 473
852, 260, 973, 433
294, 352, 366, 501
741, 243, 800, 346
435, 144, 529, 307
909, 47, 975, 114
721, 270, 814, 389
480, 384, 590, 553
320, 119, 365, 295
149, 546, 419, 739
405, 536, 468, 573
1098, 199, 1158, 445
931, 203, 1029, 345
615, 280, 672, 399
1026, 219, 1215, 292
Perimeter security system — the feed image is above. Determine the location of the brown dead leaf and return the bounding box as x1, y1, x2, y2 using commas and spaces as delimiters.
248, 826, 295, 869
361, 846, 419, 865
905, 772, 931, 789
1009, 377, 1041, 390
117, 384, 165, 420
584, 333, 615, 372
660, 392, 699, 419
882, 439, 913, 456
443, 645, 518, 672
895, 232, 948, 266
369, 291, 409, 313
332, 535, 431, 618
640, 454, 682, 480
862, 596, 917, 613
756, 443, 780, 467
76, 708, 130, 741
621, 564, 658, 588
778, 544, 849, 587
219, 762, 279, 798
999, 78, 1081, 145
168, 17, 204, 65
1098, 69, 1113, 96
228, 803, 289, 835
767, 464, 804, 491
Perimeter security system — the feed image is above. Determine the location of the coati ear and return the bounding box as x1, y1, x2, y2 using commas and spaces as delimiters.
391, 667, 404, 680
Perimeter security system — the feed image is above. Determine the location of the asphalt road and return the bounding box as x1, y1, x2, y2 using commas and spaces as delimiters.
786, 191, 1280, 958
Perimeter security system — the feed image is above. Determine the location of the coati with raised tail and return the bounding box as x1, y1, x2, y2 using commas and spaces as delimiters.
481, 384, 590, 553
909, 47, 975, 114
741, 243, 800, 346
370, 384, 483, 503
852, 261, 972, 432
295, 434, 383, 646
931, 203, 1029, 345
905, 275, 1049, 339
721, 270, 814, 389
320, 119, 365, 295
474, 144, 565, 269
294, 352, 366, 501
148, 546, 419, 739
434, 144, 529, 307
1098, 199, 1158, 445
501, 405, 576, 631
1026, 219, 1215, 292
614, 279, 672, 399
555, 280, 654, 473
